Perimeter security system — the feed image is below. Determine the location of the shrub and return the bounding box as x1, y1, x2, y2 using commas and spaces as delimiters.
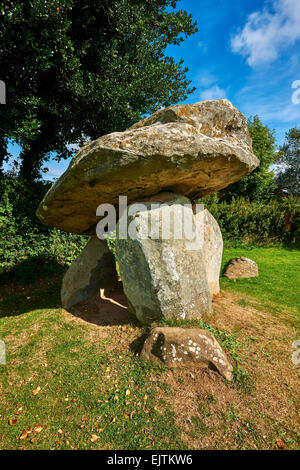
199, 193, 300, 247
0, 174, 87, 283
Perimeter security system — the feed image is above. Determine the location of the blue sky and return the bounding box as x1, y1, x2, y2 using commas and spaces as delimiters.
5, 0, 300, 180
169, 0, 300, 140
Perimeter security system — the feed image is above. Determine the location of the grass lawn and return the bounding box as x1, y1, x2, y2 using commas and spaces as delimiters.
0, 246, 299, 450
0, 279, 182, 450
222, 246, 300, 325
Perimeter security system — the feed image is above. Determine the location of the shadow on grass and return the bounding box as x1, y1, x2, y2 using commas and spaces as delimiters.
129, 331, 149, 355
0, 257, 139, 328
0, 257, 66, 318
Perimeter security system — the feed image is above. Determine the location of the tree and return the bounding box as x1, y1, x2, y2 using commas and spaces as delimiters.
219, 115, 278, 202
276, 127, 300, 197
0, 0, 197, 180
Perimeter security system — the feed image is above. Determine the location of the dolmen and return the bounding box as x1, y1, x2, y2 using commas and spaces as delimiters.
37, 99, 258, 325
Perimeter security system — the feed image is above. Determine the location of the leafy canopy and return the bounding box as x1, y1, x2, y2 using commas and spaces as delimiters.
0, 0, 197, 179
276, 127, 300, 197
220, 115, 279, 202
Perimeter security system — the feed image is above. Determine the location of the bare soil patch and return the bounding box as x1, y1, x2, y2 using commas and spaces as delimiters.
160, 291, 300, 449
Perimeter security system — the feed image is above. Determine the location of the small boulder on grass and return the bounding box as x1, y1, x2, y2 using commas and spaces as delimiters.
223, 257, 258, 280
140, 327, 233, 381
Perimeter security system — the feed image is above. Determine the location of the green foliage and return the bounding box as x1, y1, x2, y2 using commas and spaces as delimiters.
105, 233, 117, 259
276, 127, 300, 196
220, 116, 278, 201
0, 0, 197, 179
200, 193, 300, 247
0, 174, 87, 282
232, 367, 253, 393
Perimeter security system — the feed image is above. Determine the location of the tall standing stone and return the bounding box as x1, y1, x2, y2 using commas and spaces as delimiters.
116, 193, 212, 325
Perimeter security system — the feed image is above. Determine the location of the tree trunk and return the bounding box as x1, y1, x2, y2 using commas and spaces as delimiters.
19, 144, 45, 181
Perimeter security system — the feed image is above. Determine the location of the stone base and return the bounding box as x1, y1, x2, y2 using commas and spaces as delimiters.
223, 257, 258, 279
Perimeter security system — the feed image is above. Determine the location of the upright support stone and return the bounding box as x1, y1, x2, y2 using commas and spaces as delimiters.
61, 236, 118, 309
194, 208, 223, 296
116, 193, 212, 325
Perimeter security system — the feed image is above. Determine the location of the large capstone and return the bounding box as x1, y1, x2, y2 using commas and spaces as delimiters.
61, 237, 118, 309
115, 193, 212, 325
36, 99, 259, 234
194, 208, 223, 296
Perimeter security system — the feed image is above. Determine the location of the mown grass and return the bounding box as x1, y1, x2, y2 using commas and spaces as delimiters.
0, 279, 185, 450
221, 246, 300, 323
0, 245, 299, 449
157, 318, 243, 363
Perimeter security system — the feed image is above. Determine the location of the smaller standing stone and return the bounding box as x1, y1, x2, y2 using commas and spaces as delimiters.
194, 208, 223, 296
61, 236, 118, 309
223, 257, 258, 279
141, 327, 233, 381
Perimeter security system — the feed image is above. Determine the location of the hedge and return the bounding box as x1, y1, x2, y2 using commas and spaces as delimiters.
200, 194, 299, 247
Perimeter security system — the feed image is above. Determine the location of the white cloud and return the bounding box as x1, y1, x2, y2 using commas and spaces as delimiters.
200, 85, 227, 100
231, 0, 300, 67
196, 72, 217, 88
197, 41, 208, 54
